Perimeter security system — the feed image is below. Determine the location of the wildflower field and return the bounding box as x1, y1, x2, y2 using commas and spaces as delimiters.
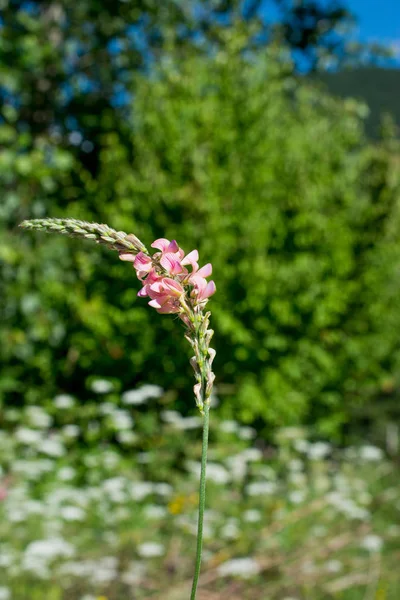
1, 380, 399, 600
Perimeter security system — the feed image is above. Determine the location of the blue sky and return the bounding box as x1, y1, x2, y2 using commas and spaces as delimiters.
347, 0, 400, 57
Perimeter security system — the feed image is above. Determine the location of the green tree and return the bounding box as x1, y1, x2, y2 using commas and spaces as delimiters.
55, 35, 400, 431
3, 31, 400, 436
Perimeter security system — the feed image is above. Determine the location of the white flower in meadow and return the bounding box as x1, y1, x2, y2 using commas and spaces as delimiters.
137, 542, 165, 558
12, 458, 54, 479
7, 508, 26, 523
117, 430, 138, 444
102, 477, 127, 503
26, 406, 52, 428
288, 459, 303, 471
325, 559, 343, 573
54, 394, 75, 409
0, 548, 14, 568
161, 410, 181, 424
60, 506, 86, 521
217, 557, 261, 578
122, 561, 146, 586
246, 481, 277, 496
241, 448, 263, 462
360, 535, 383, 552
90, 556, 118, 584
221, 519, 240, 540
15, 427, 42, 445
186, 461, 230, 484
307, 442, 331, 460
122, 384, 163, 405
99, 402, 116, 415
288, 472, 307, 486
41, 438, 65, 457
0, 587, 10, 600
289, 490, 306, 504
326, 492, 369, 520
293, 439, 310, 453
24, 500, 45, 516
62, 424, 80, 438
225, 454, 247, 481
238, 426, 256, 440
243, 509, 262, 523
103, 451, 119, 469
111, 409, 134, 430
219, 420, 239, 434
130, 481, 153, 501
144, 505, 167, 519
23, 538, 75, 577
90, 379, 115, 394
140, 384, 164, 397
57, 466, 76, 481
359, 445, 384, 461
153, 482, 173, 497
175, 416, 202, 430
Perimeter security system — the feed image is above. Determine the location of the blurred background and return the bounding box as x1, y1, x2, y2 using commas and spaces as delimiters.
1, 1, 400, 598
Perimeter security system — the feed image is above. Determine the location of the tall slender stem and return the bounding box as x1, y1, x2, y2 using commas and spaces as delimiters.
190, 402, 210, 600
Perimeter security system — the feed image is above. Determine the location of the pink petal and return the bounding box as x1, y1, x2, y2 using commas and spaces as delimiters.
119, 252, 136, 262
149, 281, 164, 294
137, 286, 149, 298
181, 249, 199, 267
146, 269, 161, 285
201, 280, 216, 300
148, 299, 162, 309
190, 274, 207, 290
133, 252, 152, 272
167, 240, 180, 253
151, 238, 170, 252
156, 301, 180, 314
160, 253, 183, 275
196, 263, 212, 278
162, 277, 184, 297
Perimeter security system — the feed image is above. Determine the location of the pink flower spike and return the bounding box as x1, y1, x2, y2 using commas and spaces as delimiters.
119, 252, 136, 262
151, 238, 171, 252
160, 253, 184, 275
196, 263, 212, 278
133, 252, 152, 272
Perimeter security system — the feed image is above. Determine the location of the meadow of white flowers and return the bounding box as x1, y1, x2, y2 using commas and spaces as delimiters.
1, 380, 399, 599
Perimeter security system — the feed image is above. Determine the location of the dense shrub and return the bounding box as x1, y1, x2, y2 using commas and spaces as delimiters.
3, 35, 400, 434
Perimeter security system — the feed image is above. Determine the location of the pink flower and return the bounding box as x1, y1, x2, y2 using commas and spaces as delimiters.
147, 277, 185, 314
190, 275, 216, 302
151, 238, 181, 254
133, 252, 153, 280
160, 252, 184, 275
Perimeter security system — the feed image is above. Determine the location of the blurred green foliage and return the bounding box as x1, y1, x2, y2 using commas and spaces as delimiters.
2, 32, 400, 434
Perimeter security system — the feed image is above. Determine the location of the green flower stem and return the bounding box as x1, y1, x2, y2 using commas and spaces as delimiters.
190, 401, 210, 600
